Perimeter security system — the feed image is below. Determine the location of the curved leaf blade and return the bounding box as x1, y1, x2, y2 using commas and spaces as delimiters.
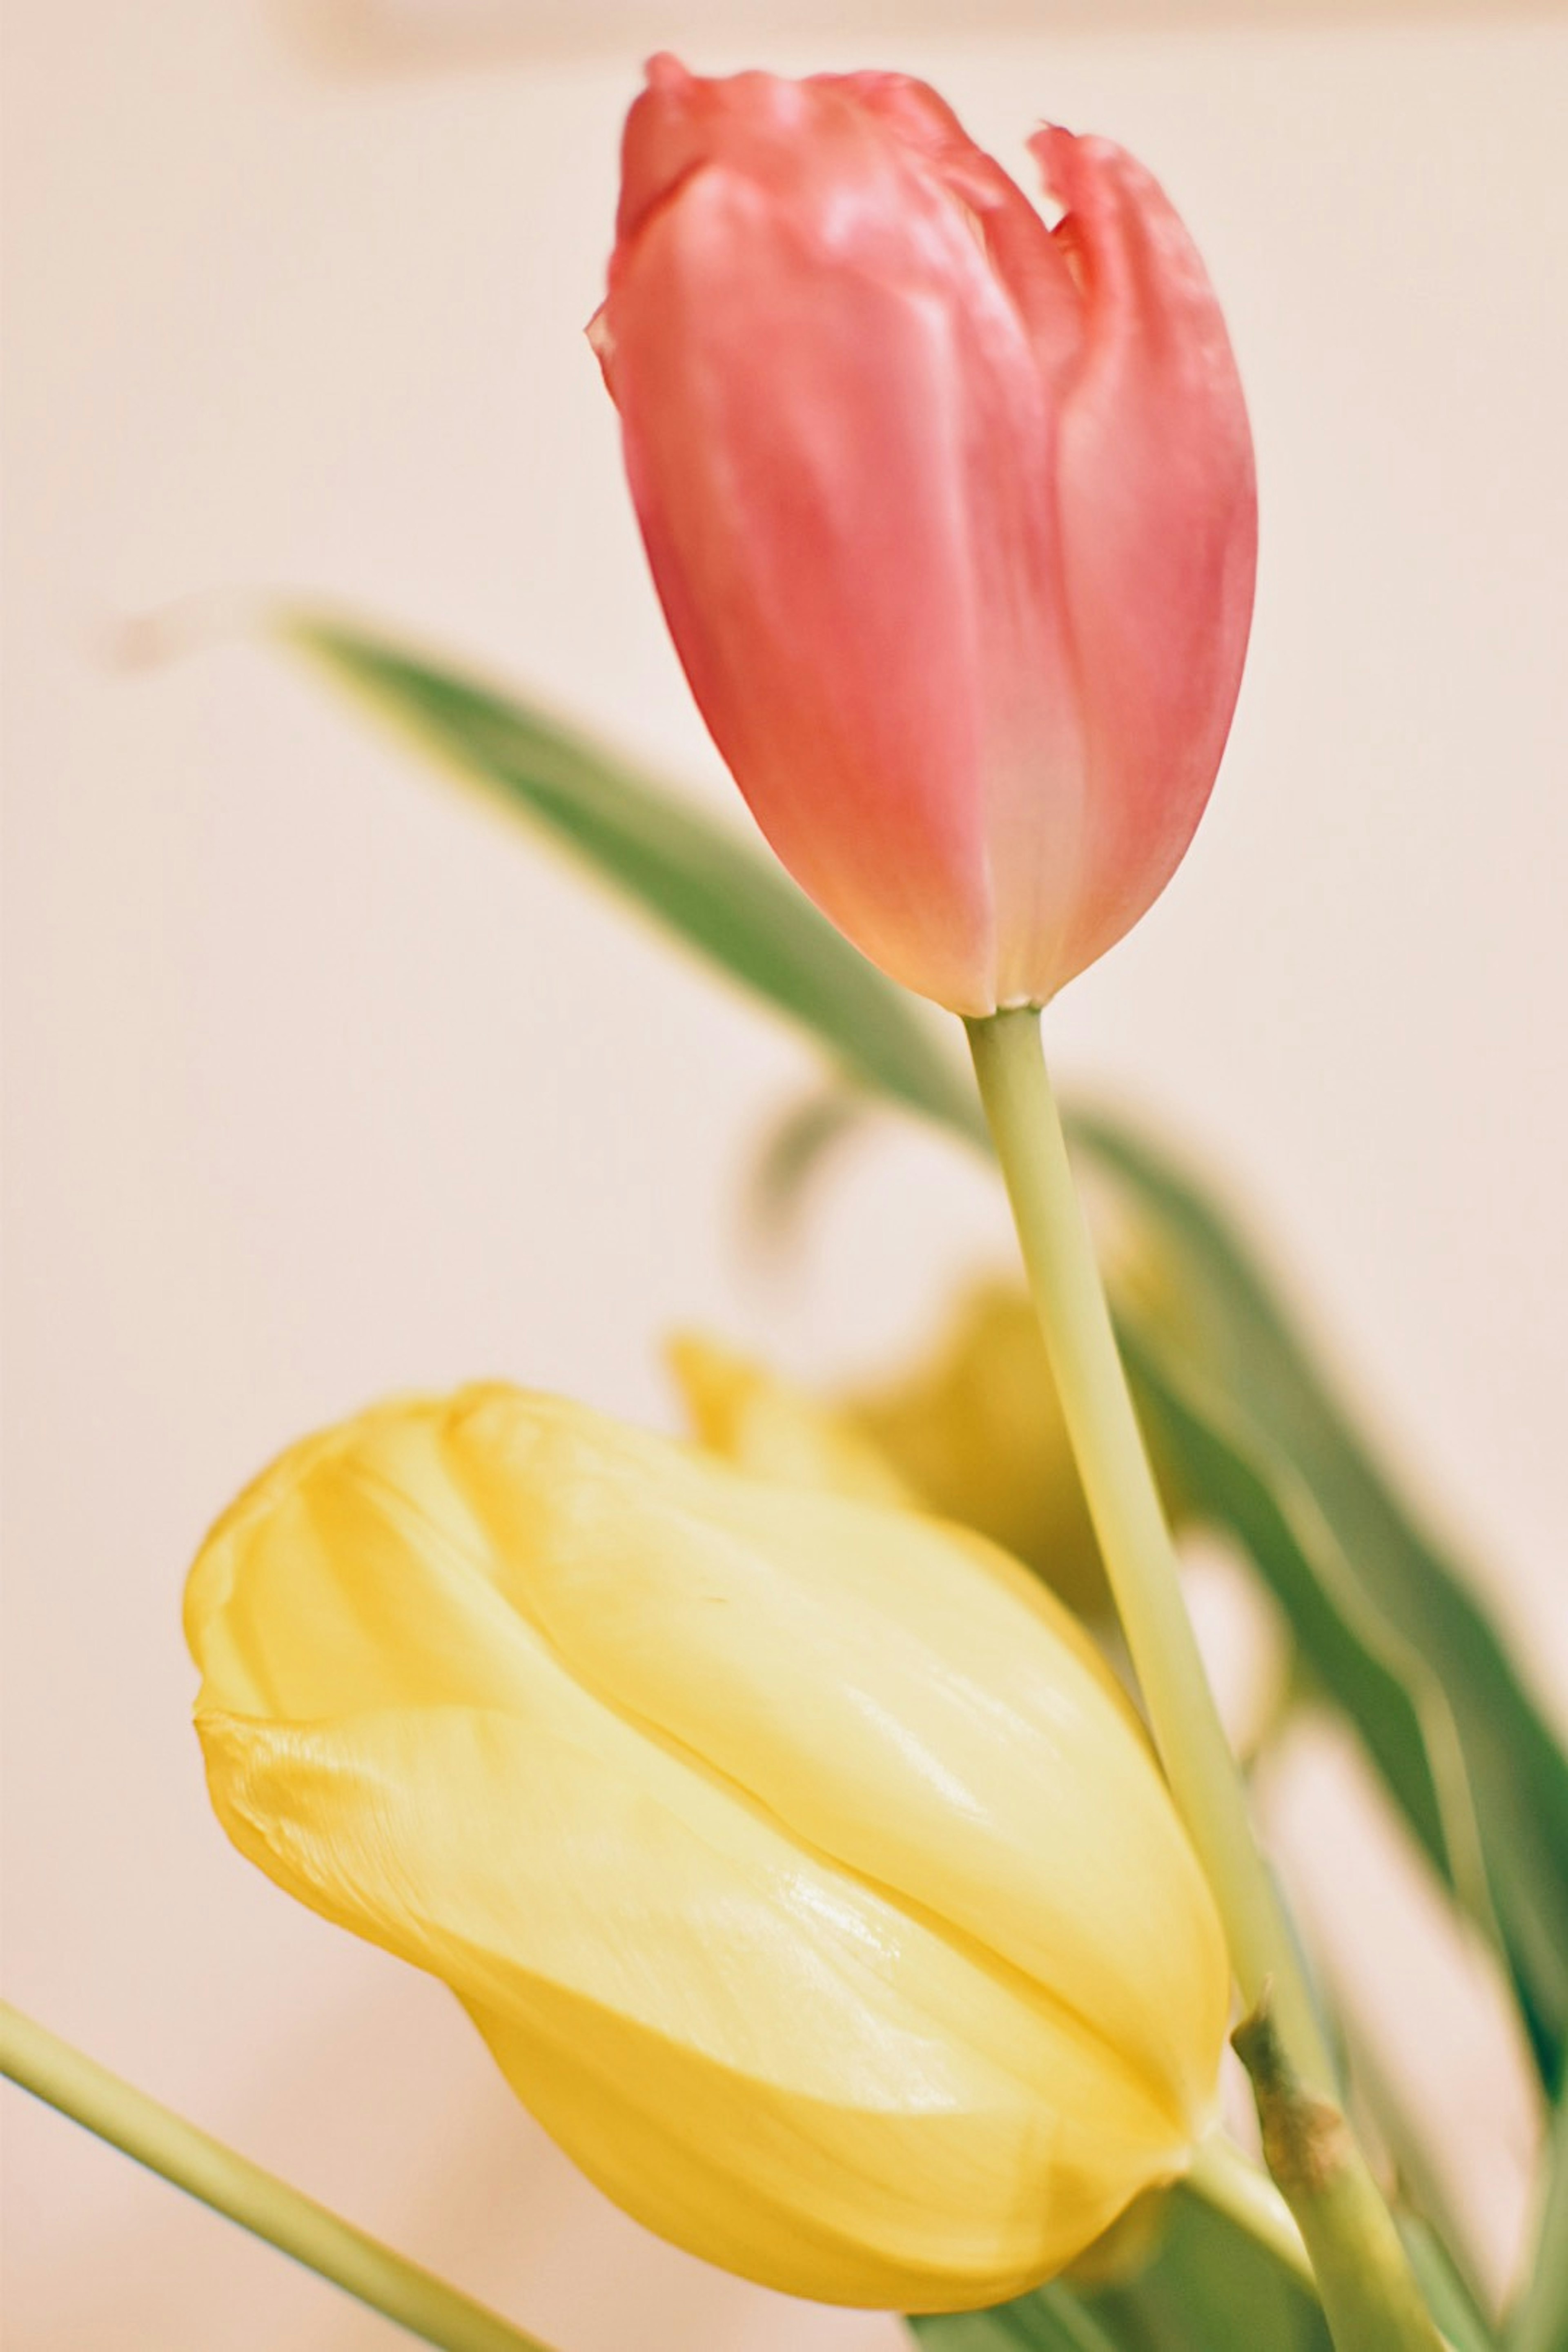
1077, 1110, 1568, 2091
911, 2295, 1123, 2352
912, 2189, 1332, 2352
282, 612, 983, 1143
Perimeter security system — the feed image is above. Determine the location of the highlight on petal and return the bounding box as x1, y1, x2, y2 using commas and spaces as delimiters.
186, 1384, 1229, 2309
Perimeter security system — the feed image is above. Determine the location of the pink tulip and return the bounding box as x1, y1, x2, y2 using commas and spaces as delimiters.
591, 58, 1256, 1017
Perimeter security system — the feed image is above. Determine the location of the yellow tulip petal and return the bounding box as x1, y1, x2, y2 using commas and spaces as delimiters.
668, 1332, 916, 1507
442, 1387, 1225, 2136
850, 1279, 1113, 1620
197, 1698, 1189, 2306
186, 1384, 1229, 2309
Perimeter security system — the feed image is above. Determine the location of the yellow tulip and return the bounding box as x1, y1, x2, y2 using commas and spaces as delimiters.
666, 1331, 917, 1508
847, 1279, 1115, 1621
185, 1385, 1228, 2311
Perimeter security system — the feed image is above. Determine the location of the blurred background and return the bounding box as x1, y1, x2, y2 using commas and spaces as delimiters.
2, 1, 1565, 2345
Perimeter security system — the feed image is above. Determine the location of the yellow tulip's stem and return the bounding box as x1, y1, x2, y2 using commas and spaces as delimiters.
0, 2002, 555, 2352
965, 1010, 1446, 2352
1186, 2130, 1313, 2286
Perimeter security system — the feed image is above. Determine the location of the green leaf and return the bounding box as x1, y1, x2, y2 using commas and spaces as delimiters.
742, 1086, 877, 1251
1506, 2089, 1568, 2352
282, 612, 983, 1144
912, 2191, 1331, 2352
1074, 1110, 1568, 2093
911, 2287, 1125, 2352
1343, 1997, 1493, 2320
1397, 2218, 1496, 2352
1090, 2191, 1331, 2352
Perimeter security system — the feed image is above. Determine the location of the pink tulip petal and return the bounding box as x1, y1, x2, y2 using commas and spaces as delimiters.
597, 72, 1256, 1011
827, 74, 1085, 386
1033, 128, 1257, 986
611, 175, 992, 1008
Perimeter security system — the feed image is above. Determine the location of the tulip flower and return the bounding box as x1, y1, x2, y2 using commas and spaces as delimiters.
591, 59, 1256, 1016
666, 1329, 919, 1509
669, 1301, 1114, 1619
186, 1385, 1229, 2310
846, 1282, 1114, 1620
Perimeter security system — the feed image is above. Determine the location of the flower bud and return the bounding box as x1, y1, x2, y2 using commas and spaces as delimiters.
668, 1292, 1120, 1622
666, 1329, 918, 1508
185, 1386, 1227, 2310
592, 59, 1256, 1015
846, 1281, 1113, 1621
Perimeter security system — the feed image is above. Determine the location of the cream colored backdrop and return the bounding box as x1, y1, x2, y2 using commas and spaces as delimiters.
2, 3, 1565, 2346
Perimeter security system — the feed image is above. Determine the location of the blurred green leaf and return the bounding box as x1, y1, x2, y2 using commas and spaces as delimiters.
283, 612, 983, 1143
1507, 2091, 1568, 2352
1076, 1111, 1568, 2093
910, 2292, 1123, 2352
742, 1085, 874, 1251
1092, 2191, 1332, 2352
912, 2191, 1331, 2352
1397, 2218, 1495, 2352
1111, 1302, 1482, 1916
1343, 2000, 1493, 2319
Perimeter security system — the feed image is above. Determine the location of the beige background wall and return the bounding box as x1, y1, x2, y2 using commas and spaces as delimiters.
3, 3, 1565, 2346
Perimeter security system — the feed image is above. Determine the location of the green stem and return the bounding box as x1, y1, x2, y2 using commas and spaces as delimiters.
965, 1008, 1331, 2087
965, 1010, 1447, 2352
1185, 2130, 1314, 2287
1234, 1999, 1447, 2352
0, 2001, 553, 2352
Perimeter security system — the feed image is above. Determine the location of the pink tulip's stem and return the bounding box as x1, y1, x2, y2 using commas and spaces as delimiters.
966, 1007, 1329, 2077
966, 1010, 1448, 2352
0, 2001, 555, 2352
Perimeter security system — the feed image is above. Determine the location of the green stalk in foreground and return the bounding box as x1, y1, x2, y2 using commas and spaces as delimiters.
965, 1009, 1443, 2352
1186, 2130, 1314, 2286
966, 1011, 1330, 2077
1234, 2000, 1450, 2352
0, 2002, 553, 2352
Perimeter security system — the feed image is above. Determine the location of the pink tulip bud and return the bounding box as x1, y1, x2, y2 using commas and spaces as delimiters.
591, 59, 1256, 1016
